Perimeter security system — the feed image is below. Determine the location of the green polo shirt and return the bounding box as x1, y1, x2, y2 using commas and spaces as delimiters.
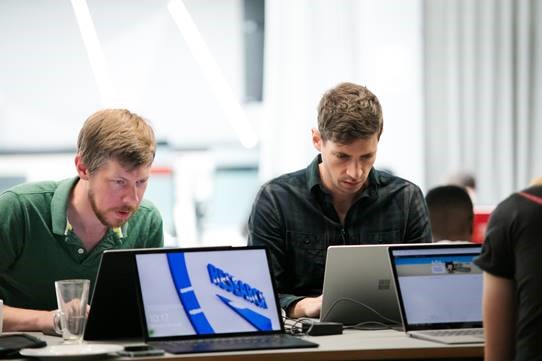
0, 177, 164, 310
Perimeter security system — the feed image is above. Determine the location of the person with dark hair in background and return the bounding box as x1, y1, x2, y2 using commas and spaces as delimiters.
448, 171, 477, 203
0, 109, 164, 332
247, 82, 431, 318
425, 185, 474, 242
474, 185, 542, 361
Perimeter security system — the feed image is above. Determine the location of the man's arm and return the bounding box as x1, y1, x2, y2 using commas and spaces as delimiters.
405, 185, 432, 243
287, 295, 322, 318
3, 306, 55, 332
147, 204, 164, 248
247, 185, 309, 315
482, 272, 516, 361
0, 192, 56, 332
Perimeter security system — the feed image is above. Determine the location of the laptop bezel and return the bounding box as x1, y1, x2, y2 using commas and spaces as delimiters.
132, 246, 286, 342
84, 247, 165, 340
387, 243, 483, 332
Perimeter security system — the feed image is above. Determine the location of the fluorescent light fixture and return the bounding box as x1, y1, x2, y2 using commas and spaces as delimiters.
168, 0, 258, 149
70, 0, 116, 106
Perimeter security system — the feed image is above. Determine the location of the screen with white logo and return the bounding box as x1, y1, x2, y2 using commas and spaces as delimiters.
135, 249, 281, 337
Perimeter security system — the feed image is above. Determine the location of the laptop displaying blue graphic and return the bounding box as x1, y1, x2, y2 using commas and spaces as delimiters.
134, 247, 317, 354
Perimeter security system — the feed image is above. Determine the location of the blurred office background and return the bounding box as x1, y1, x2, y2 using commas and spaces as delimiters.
0, 0, 541, 247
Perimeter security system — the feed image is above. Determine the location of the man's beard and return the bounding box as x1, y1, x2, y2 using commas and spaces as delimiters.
88, 189, 136, 228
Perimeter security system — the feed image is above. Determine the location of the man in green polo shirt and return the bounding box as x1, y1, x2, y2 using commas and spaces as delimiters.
0, 109, 164, 332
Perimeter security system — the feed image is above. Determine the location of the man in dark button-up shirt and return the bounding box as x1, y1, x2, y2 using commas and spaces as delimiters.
247, 82, 431, 318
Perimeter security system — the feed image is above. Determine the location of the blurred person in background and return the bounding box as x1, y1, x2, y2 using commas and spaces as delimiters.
425, 185, 473, 243
447, 171, 477, 203
475, 184, 542, 361
248, 82, 431, 319
0, 109, 163, 332
529, 176, 542, 186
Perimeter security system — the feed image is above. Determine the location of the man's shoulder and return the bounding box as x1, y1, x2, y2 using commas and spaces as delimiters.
1, 180, 61, 202
374, 169, 421, 193
263, 168, 307, 189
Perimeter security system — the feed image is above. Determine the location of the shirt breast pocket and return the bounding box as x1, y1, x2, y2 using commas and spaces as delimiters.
288, 231, 327, 275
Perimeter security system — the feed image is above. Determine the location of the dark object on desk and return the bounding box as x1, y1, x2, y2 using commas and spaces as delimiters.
132, 246, 318, 354
84, 249, 143, 340
0, 333, 46, 358
118, 345, 165, 357
301, 320, 343, 336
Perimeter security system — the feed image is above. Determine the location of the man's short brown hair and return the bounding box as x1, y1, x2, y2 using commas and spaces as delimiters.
317, 82, 383, 144
77, 109, 156, 173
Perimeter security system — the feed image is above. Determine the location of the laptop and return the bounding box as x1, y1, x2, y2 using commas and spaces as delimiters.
320, 245, 402, 327
84, 248, 167, 340
388, 243, 485, 344
84, 248, 143, 340
85, 246, 232, 340
133, 246, 318, 354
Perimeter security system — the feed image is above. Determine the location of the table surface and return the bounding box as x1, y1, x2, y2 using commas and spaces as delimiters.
13, 329, 484, 361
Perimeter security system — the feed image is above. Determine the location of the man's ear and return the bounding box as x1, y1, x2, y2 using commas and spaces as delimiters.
312, 128, 322, 152
75, 154, 90, 180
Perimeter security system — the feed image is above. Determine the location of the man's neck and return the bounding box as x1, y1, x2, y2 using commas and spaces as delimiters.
67, 179, 108, 250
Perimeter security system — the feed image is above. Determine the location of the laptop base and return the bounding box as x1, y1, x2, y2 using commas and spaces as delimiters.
409, 329, 484, 344
149, 334, 318, 354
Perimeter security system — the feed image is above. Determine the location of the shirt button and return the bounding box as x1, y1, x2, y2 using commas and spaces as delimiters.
78, 248, 85, 254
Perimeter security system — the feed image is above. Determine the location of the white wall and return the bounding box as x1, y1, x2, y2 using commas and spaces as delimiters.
0, 0, 244, 149
357, 0, 424, 188
260, 0, 424, 188
0, 0, 426, 246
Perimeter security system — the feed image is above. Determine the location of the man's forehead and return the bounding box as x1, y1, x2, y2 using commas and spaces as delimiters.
97, 158, 151, 176
327, 135, 379, 152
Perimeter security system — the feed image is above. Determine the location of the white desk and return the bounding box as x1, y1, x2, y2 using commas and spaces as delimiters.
26, 329, 483, 361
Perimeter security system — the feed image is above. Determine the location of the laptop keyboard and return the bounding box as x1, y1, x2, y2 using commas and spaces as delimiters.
151, 334, 317, 354
423, 329, 484, 337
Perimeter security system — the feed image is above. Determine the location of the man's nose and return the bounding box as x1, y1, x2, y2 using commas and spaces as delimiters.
346, 161, 363, 179
123, 186, 140, 204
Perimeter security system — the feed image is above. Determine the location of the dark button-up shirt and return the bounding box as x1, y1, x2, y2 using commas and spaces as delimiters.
247, 155, 431, 311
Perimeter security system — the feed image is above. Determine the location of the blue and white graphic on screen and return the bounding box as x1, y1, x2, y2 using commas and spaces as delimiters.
207, 263, 272, 331
167, 253, 215, 334
207, 263, 268, 309
216, 295, 272, 331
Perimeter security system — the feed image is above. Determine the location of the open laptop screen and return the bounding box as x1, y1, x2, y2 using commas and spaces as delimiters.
134, 247, 283, 339
389, 244, 483, 330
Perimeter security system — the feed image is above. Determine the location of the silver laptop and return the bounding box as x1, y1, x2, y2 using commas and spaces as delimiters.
133, 246, 318, 354
320, 245, 402, 327
388, 243, 485, 344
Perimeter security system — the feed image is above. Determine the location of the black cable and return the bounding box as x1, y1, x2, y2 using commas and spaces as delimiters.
283, 316, 313, 336
320, 297, 401, 328
283, 297, 402, 334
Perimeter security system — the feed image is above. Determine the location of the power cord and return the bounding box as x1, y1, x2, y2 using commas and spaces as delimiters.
283, 316, 313, 336
320, 297, 402, 330
283, 296, 402, 335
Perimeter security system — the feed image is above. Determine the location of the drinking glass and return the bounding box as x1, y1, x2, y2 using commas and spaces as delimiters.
54, 279, 90, 343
